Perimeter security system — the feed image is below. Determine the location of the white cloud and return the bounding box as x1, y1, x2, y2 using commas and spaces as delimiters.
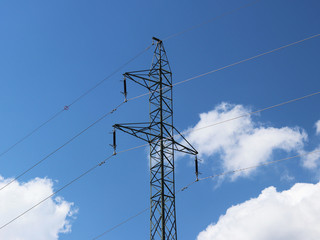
224, 127, 306, 179
197, 182, 320, 240
301, 147, 320, 169
0, 176, 75, 240
183, 103, 307, 179
299, 120, 320, 170
280, 170, 295, 182
316, 120, 320, 135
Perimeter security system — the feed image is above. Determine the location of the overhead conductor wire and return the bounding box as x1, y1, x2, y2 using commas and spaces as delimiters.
0, 143, 149, 231
91, 207, 149, 240
0, 102, 125, 192
0, 154, 115, 231
0, 44, 152, 159
189, 90, 320, 134
179, 150, 320, 191
129, 32, 320, 102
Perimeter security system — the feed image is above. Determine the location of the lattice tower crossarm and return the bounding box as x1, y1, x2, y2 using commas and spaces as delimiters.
113, 37, 198, 240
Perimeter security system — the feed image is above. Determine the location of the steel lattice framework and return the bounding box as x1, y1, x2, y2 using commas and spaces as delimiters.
113, 37, 198, 240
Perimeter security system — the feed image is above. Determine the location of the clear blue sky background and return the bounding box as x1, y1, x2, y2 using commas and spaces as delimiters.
1, 0, 320, 239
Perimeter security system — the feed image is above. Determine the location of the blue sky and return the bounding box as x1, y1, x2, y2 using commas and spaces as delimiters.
1, 0, 320, 239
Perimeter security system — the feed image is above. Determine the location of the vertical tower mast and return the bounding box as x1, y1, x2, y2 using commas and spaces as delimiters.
149, 37, 176, 240
113, 37, 198, 240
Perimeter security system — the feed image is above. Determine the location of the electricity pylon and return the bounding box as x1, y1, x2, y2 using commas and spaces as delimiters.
113, 37, 198, 240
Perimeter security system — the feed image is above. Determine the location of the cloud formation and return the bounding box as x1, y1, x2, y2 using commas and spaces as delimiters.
183, 103, 307, 179
316, 120, 320, 135
197, 182, 320, 240
300, 119, 320, 170
301, 147, 320, 169
0, 176, 75, 240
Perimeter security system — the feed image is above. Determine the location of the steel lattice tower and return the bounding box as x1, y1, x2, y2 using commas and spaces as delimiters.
113, 37, 198, 240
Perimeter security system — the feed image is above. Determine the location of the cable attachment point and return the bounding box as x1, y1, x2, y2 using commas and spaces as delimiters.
99, 160, 106, 166
110, 108, 117, 114
195, 155, 199, 181
181, 186, 188, 192
152, 37, 162, 44
120, 76, 128, 102
109, 128, 117, 155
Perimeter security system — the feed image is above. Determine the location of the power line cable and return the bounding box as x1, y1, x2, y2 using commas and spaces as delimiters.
0, 154, 115, 231
172, 33, 320, 88
129, 32, 320, 102
162, 90, 320, 142
91, 208, 149, 240
188, 90, 320, 134
0, 143, 150, 231
0, 102, 125, 192
0, 45, 152, 160
67, 45, 152, 108
0, 110, 64, 159
179, 149, 320, 191
90, 149, 320, 239
163, 0, 262, 41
